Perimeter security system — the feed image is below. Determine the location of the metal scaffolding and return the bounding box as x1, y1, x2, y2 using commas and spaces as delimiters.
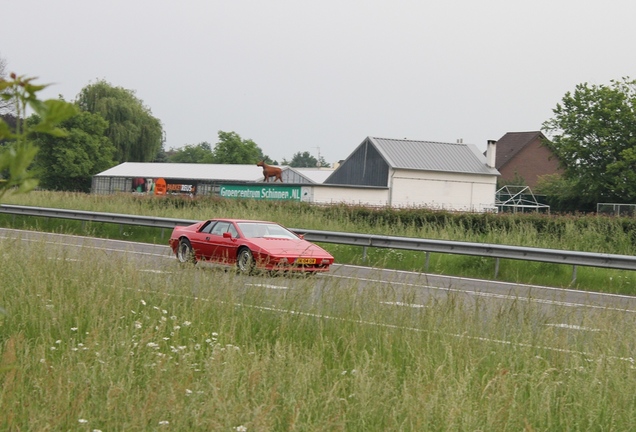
496, 185, 550, 213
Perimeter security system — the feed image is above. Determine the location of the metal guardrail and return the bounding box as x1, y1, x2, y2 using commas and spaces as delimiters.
2, 204, 635, 281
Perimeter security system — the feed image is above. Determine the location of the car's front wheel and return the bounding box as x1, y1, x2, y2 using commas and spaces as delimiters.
236, 248, 254, 274
176, 238, 196, 264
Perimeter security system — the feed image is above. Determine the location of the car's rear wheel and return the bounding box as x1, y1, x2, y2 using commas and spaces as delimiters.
236, 248, 254, 274
177, 238, 196, 264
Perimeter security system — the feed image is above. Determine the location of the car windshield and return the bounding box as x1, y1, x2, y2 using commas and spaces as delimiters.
237, 222, 298, 239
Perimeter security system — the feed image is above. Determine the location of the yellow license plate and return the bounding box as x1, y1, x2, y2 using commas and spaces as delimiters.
296, 258, 316, 265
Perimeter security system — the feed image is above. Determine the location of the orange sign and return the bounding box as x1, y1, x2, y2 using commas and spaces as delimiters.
154, 178, 167, 195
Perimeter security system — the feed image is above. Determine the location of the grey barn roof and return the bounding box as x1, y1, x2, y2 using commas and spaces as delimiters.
94, 162, 265, 182
94, 162, 332, 184
368, 137, 499, 175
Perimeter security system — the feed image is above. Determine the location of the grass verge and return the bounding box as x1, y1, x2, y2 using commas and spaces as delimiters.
2, 238, 636, 430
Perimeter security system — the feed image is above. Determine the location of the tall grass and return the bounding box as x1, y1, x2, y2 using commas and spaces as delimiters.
2, 238, 636, 430
3, 191, 636, 293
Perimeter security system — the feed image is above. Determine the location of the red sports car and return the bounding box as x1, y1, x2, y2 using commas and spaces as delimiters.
169, 218, 334, 274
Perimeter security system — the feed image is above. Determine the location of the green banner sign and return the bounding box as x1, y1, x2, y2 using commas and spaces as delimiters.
219, 184, 301, 201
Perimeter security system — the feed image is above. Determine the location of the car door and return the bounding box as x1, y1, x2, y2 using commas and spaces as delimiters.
206, 221, 233, 264
190, 220, 217, 260
222, 223, 240, 264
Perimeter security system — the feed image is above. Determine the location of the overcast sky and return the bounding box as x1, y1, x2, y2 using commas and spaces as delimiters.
3, 0, 635, 164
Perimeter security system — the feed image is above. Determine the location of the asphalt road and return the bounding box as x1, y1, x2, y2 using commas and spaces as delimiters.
3, 227, 636, 329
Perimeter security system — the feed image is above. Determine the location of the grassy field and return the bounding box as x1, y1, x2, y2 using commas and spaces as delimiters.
2, 191, 636, 294
2, 237, 636, 430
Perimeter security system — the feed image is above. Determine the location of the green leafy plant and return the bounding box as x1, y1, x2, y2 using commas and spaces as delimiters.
0, 73, 77, 200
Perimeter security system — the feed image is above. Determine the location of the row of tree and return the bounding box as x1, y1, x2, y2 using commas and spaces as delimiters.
165, 140, 330, 168
1, 55, 332, 194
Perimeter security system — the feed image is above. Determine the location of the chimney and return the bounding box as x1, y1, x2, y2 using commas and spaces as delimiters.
486, 139, 497, 168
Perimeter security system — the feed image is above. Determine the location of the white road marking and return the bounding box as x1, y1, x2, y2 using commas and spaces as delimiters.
2, 234, 172, 259
47, 257, 81, 262
545, 323, 601, 332
330, 274, 636, 313
380, 301, 427, 308
133, 287, 623, 361
245, 283, 289, 290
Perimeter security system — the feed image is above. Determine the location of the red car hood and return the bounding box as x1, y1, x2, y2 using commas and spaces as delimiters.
249, 238, 330, 256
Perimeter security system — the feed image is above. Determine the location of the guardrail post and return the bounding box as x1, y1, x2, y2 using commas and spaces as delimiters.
494, 258, 500, 279
362, 246, 368, 263
424, 251, 430, 272
572, 265, 577, 284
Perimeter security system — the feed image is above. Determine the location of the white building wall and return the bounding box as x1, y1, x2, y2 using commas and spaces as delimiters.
311, 186, 389, 207
389, 169, 497, 211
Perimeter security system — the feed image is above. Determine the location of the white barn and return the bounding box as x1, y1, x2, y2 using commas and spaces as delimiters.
316, 137, 499, 211
92, 136, 499, 212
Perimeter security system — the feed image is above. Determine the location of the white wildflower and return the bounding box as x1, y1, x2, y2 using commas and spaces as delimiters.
140, 299, 146, 306
78, 418, 88, 424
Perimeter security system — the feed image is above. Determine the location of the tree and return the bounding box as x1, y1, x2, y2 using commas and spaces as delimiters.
29, 110, 116, 192
0, 54, 13, 115
0, 55, 18, 142
282, 151, 330, 167
75, 80, 163, 163
167, 142, 215, 163
151, 146, 169, 163
0, 73, 77, 200
211, 131, 273, 164
541, 77, 636, 210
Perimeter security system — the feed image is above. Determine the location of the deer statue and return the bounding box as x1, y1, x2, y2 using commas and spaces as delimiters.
256, 160, 283, 183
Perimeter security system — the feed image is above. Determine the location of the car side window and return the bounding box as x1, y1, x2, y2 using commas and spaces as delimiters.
228, 224, 239, 238
210, 221, 230, 236
200, 221, 216, 234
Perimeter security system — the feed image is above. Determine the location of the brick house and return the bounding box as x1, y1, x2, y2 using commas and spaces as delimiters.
493, 131, 562, 189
